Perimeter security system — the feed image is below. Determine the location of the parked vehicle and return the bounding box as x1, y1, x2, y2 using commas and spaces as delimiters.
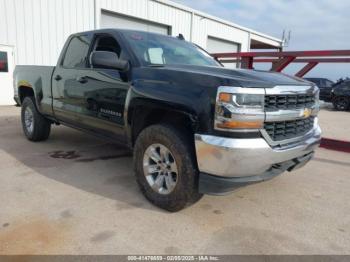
304, 77, 334, 102
331, 79, 350, 111
13, 29, 321, 211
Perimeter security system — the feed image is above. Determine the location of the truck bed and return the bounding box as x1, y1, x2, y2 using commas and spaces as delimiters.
14, 65, 55, 115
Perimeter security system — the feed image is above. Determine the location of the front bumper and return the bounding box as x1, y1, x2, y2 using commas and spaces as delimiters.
195, 125, 321, 195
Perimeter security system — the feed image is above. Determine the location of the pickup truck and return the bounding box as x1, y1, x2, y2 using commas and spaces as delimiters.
13, 29, 321, 211
330, 79, 350, 111
304, 77, 335, 102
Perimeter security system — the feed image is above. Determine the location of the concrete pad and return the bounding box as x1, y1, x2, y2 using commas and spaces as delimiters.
319, 102, 350, 141
0, 106, 349, 254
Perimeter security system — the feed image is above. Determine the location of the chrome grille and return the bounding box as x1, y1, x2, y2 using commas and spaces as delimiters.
264, 117, 315, 141
265, 94, 315, 111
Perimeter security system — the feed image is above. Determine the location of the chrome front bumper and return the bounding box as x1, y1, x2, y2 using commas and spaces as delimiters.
195, 125, 321, 178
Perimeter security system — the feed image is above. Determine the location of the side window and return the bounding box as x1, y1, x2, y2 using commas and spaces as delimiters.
93, 35, 121, 58
63, 35, 91, 68
0, 51, 8, 73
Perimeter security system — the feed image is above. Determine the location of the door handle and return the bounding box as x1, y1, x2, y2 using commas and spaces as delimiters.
77, 76, 88, 84
54, 75, 62, 81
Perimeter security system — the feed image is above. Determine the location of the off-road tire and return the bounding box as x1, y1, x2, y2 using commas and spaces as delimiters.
21, 96, 51, 141
134, 124, 202, 212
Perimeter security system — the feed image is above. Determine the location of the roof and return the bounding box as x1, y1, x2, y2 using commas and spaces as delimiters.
76, 28, 184, 39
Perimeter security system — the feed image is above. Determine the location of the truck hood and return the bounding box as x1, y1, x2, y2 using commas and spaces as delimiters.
155, 64, 310, 88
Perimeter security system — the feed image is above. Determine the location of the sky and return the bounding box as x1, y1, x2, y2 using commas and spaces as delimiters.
172, 0, 350, 81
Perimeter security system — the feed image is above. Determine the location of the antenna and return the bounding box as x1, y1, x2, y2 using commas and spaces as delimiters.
282, 30, 291, 47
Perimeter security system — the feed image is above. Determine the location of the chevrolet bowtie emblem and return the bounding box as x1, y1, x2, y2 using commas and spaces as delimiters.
302, 108, 312, 118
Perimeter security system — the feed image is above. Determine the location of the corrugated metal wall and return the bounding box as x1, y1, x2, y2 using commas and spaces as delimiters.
0, 0, 94, 65
96, 0, 248, 51
0, 0, 280, 66
191, 14, 249, 51
96, 0, 192, 40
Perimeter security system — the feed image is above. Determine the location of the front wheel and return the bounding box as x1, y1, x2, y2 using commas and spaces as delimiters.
133, 124, 202, 212
21, 97, 51, 141
333, 96, 350, 111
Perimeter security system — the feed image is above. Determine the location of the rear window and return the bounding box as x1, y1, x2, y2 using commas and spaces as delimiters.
63, 35, 91, 68
0, 51, 8, 73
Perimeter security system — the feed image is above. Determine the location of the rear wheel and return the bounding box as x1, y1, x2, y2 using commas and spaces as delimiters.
133, 124, 202, 212
21, 97, 51, 141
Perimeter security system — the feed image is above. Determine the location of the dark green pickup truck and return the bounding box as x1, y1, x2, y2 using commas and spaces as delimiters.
13, 29, 322, 211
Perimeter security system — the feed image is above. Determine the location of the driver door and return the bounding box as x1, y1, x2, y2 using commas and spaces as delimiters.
73, 34, 130, 143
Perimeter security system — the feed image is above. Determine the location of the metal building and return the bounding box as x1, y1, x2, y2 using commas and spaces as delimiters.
0, 0, 282, 105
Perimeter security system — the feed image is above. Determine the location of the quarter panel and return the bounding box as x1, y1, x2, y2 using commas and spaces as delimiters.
14, 65, 55, 116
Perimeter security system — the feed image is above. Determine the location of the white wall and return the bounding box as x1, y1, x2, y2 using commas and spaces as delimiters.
96, 0, 192, 41
95, 0, 282, 52
0, 0, 95, 66
192, 14, 249, 51
251, 33, 281, 49
100, 11, 170, 35
96, 0, 252, 51
0, 0, 282, 66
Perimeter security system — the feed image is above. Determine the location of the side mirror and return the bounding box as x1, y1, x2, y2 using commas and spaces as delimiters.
90, 51, 129, 71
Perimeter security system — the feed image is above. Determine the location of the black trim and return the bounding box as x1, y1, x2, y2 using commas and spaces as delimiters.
57, 120, 131, 149
212, 130, 261, 139
198, 152, 314, 195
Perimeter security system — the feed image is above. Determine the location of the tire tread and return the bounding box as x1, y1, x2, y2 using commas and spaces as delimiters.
133, 124, 202, 212
21, 96, 51, 142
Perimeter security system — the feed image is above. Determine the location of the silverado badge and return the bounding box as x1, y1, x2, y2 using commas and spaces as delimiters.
302, 108, 312, 118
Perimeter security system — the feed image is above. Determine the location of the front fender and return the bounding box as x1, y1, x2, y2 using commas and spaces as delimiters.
125, 79, 211, 128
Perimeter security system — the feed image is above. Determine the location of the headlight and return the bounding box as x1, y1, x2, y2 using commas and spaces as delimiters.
215, 87, 265, 131
233, 93, 264, 108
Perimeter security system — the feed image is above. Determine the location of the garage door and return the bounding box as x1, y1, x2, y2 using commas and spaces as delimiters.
207, 36, 240, 68
101, 12, 170, 35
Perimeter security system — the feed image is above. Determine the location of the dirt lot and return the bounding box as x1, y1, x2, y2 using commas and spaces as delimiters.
0, 106, 349, 255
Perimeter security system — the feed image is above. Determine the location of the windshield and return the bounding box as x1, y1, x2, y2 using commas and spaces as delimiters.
122, 31, 220, 67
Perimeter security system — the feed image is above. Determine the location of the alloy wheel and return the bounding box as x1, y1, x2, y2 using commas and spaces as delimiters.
24, 107, 34, 134
143, 143, 178, 195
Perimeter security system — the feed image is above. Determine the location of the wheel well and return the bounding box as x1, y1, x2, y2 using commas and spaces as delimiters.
18, 86, 34, 103
131, 107, 196, 146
